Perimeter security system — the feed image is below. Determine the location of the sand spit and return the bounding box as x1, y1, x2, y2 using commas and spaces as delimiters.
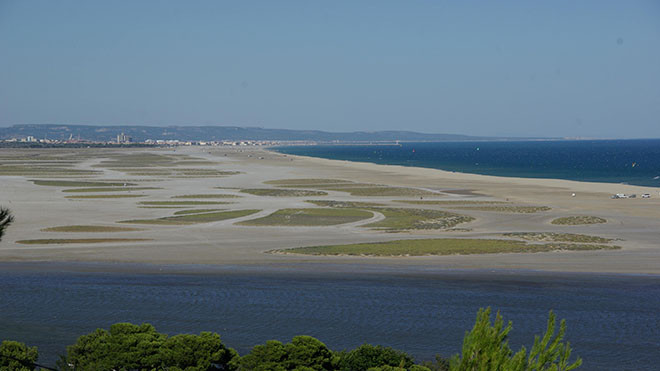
1, 146, 659, 274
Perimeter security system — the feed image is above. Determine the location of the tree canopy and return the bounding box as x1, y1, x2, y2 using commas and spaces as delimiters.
2, 308, 580, 371
450, 308, 582, 371
0, 340, 39, 371
337, 344, 415, 371
60, 323, 236, 371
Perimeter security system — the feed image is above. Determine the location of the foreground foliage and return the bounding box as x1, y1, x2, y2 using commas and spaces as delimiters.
0, 207, 14, 242
0, 340, 38, 371
58, 323, 236, 371
2, 309, 581, 371
450, 308, 581, 371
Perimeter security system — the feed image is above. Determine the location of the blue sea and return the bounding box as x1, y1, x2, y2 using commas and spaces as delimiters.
1, 263, 659, 371
275, 139, 660, 187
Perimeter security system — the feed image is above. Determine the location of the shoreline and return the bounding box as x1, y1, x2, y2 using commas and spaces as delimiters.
268, 147, 660, 195
2, 260, 660, 280
270, 142, 660, 190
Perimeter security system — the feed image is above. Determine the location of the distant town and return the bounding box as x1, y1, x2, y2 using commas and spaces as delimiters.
0, 132, 303, 147
0, 124, 508, 147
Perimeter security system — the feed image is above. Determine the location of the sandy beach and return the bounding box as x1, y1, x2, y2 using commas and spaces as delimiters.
1, 146, 659, 274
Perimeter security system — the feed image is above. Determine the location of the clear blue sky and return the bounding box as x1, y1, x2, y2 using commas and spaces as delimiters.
1, 1, 658, 138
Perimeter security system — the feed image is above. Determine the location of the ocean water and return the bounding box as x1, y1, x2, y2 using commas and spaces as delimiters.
1, 264, 659, 371
275, 139, 660, 187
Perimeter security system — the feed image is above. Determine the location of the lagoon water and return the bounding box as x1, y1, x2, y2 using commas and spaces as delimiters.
276, 139, 660, 187
1, 264, 659, 370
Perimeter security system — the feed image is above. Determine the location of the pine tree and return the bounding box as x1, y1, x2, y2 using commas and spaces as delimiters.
450, 308, 582, 371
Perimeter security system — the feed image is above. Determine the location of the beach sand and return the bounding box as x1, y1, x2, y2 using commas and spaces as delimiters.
1, 146, 659, 274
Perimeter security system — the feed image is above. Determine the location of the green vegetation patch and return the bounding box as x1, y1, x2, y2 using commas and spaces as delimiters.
170, 169, 240, 177
171, 194, 241, 199
452, 206, 552, 213
120, 209, 260, 225
306, 200, 385, 208
238, 208, 373, 226
139, 201, 232, 206
62, 187, 160, 193
31, 180, 135, 187
365, 208, 475, 231
264, 178, 352, 186
42, 225, 143, 233
92, 153, 239, 178
113, 168, 240, 177
263, 179, 438, 197
283, 183, 380, 189
16, 238, 151, 245
240, 188, 328, 197
395, 200, 509, 205
551, 216, 607, 225
94, 153, 209, 168
275, 238, 620, 256
66, 194, 146, 199
173, 209, 223, 215
139, 206, 187, 209
503, 232, 613, 244
0, 166, 99, 177
322, 186, 441, 197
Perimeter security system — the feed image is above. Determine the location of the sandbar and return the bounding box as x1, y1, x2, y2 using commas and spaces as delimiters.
1, 146, 659, 274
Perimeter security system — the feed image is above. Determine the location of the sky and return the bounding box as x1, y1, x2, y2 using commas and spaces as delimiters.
0, 1, 659, 138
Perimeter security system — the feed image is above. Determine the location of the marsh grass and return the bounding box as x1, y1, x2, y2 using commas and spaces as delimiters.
274, 238, 620, 256
0, 166, 99, 177
66, 194, 146, 199
551, 216, 607, 225
305, 200, 385, 208
303, 201, 473, 231
365, 208, 475, 231
173, 209, 223, 215
240, 189, 328, 197
171, 194, 241, 199
264, 178, 441, 197
238, 208, 373, 226
395, 200, 510, 205
138, 201, 233, 206
31, 180, 135, 187
92, 153, 238, 178
93, 153, 202, 168
16, 238, 151, 244
62, 187, 161, 193
138, 206, 187, 209
503, 232, 613, 244
285, 183, 381, 189
452, 206, 552, 213
264, 178, 352, 185
120, 209, 260, 225
42, 225, 143, 233
334, 187, 440, 197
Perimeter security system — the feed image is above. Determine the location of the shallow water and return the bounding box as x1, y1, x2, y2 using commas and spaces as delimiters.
1, 264, 658, 370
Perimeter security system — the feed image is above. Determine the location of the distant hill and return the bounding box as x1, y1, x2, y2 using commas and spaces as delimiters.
0, 124, 516, 142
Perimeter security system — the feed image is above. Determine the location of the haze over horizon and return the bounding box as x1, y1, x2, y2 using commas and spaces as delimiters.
1, 1, 659, 138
